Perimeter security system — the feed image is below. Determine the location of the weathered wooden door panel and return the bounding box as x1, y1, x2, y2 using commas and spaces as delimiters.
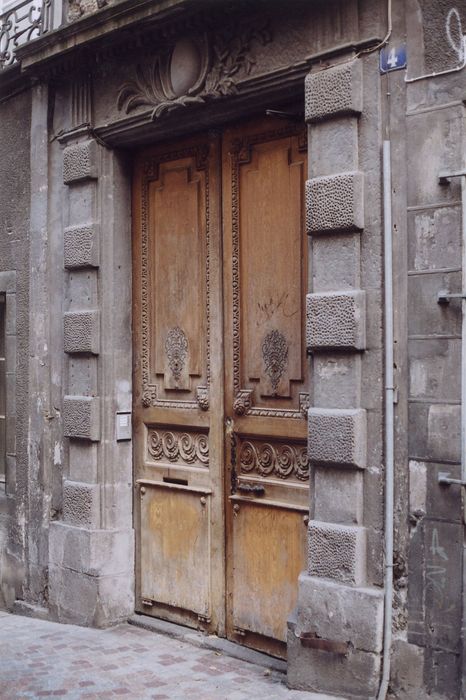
139, 482, 211, 618
133, 132, 225, 634
222, 120, 309, 657
133, 118, 309, 653
230, 500, 308, 642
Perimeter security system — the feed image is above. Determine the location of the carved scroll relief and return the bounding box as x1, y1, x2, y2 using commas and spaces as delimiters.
239, 439, 309, 482
147, 428, 209, 468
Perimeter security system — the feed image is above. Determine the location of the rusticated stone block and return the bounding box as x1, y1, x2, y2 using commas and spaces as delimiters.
63, 140, 98, 184
308, 407, 366, 468
306, 290, 366, 350
306, 172, 364, 234
64, 311, 100, 355
64, 224, 100, 268
63, 480, 99, 528
295, 573, 384, 653
63, 396, 100, 441
308, 521, 366, 584
48, 565, 134, 628
49, 522, 134, 576
288, 614, 380, 697
305, 60, 362, 123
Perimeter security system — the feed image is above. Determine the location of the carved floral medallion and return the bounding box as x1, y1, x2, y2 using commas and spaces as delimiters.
165, 327, 188, 382
262, 329, 288, 394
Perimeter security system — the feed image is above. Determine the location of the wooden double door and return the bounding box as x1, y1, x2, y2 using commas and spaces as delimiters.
133, 116, 309, 658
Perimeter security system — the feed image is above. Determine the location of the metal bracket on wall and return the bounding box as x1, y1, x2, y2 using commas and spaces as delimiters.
438, 472, 466, 487
438, 169, 466, 185
437, 291, 466, 304
437, 167, 466, 524
298, 631, 349, 656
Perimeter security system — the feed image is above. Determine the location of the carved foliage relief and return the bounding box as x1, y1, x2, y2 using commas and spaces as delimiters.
140, 146, 210, 410
117, 22, 272, 119
230, 127, 308, 418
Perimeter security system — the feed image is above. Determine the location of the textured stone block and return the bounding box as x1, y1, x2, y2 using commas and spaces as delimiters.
63, 140, 98, 184
64, 311, 100, 354
306, 290, 365, 350
64, 224, 100, 268
308, 521, 366, 585
314, 467, 363, 525
305, 60, 363, 123
63, 395, 100, 441
295, 574, 384, 653
63, 480, 100, 528
288, 614, 380, 699
48, 565, 134, 628
308, 407, 367, 468
306, 172, 364, 234
427, 404, 461, 463
49, 522, 134, 576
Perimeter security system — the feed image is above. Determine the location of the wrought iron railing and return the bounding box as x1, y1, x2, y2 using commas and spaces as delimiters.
0, 0, 55, 69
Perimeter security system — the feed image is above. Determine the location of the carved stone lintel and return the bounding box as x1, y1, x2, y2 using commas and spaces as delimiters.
233, 389, 253, 416
196, 386, 209, 411
117, 22, 272, 120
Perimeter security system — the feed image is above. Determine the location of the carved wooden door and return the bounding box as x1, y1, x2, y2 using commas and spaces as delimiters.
133, 117, 309, 656
222, 119, 309, 657
133, 131, 226, 634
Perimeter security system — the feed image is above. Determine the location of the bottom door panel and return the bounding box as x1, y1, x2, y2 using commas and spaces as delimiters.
139, 481, 212, 621
230, 498, 308, 645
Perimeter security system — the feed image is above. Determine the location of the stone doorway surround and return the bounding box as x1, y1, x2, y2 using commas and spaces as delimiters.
13, 2, 387, 697
287, 57, 385, 699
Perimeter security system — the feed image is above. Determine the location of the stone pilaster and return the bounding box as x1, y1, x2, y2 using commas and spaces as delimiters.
48, 115, 134, 626
288, 55, 384, 699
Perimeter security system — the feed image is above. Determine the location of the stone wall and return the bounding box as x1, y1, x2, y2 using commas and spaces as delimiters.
0, 90, 31, 609
387, 1, 466, 698
287, 47, 385, 699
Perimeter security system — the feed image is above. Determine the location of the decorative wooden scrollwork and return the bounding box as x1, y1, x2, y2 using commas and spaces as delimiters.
165, 327, 188, 382
147, 429, 209, 467
239, 439, 309, 481
262, 329, 288, 394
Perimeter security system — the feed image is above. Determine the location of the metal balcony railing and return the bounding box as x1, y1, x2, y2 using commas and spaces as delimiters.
0, 0, 57, 69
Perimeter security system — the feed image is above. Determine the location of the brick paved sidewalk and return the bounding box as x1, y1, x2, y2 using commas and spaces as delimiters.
0, 612, 340, 700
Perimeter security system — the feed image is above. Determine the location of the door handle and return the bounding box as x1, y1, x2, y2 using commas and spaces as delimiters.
237, 483, 265, 497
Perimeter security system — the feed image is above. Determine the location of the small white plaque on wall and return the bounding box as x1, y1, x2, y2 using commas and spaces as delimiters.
116, 412, 132, 441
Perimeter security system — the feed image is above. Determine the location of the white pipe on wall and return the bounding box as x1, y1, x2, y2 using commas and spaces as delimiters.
377, 140, 395, 700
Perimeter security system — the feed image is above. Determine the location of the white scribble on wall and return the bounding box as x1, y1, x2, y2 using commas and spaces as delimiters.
446, 7, 465, 62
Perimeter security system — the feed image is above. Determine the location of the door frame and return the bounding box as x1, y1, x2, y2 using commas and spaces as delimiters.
129, 110, 309, 655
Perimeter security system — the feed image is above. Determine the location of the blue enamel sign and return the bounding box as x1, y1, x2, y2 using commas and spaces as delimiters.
380, 45, 407, 73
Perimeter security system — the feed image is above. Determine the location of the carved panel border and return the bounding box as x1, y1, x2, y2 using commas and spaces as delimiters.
147, 427, 209, 468
141, 145, 210, 409
238, 438, 309, 481
230, 125, 308, 419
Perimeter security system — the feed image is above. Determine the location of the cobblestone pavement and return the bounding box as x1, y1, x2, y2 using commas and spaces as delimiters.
0, 612, 335, 700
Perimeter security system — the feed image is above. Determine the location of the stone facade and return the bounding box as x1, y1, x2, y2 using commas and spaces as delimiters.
0, 0, 465, 698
